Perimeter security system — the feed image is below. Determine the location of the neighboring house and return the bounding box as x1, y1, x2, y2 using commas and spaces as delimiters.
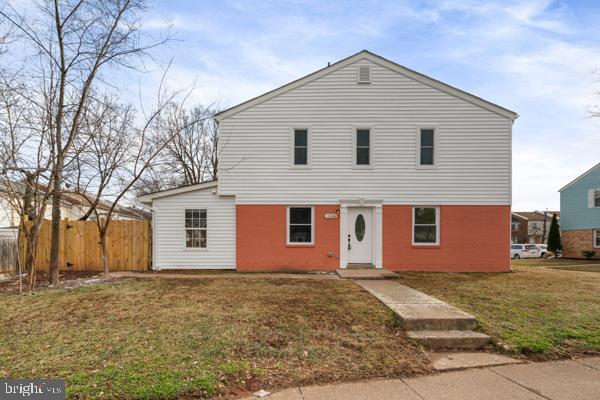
140, 50, 518, 272
511, 211, 559, 244
559, 163, 600, 259
0, 183, 148, 239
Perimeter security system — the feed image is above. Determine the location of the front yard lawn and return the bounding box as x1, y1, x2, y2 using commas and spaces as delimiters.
397, 265, 600, 359
0, 278, 430, 399
511, 258, 600, 267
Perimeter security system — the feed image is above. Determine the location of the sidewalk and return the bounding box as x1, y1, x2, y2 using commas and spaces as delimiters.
241, 357, 600, 400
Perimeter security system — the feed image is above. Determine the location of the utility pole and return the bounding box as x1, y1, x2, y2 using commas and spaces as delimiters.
542, 208, 548, 244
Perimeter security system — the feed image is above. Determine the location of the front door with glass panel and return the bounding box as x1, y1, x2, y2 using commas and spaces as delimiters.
347, 207, 373, 264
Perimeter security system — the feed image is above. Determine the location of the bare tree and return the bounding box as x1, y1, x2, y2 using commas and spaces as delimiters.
0, 74, 53, 290
136, 104, 219, 193
1, 0, 170, 286
72, 72, 199, 276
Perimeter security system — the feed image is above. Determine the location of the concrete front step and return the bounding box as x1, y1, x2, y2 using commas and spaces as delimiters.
336, 268, 398, 280
408, 330, 491, 349
401, 314, 478, 331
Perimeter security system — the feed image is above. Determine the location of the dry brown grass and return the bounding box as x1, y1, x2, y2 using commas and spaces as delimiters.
396, 265, 600, 359
0, 277, 430, 399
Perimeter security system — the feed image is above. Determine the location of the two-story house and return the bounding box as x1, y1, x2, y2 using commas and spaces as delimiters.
511, 211, 559, 244
140, 50, 518, 272
559, 163, 600, 259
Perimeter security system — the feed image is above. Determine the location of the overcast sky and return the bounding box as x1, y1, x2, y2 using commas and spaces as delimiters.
124, 1, 599, 210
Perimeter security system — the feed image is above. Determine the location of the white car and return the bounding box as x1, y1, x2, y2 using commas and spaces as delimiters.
535, 244, 548, 258
510, 244, 542, 259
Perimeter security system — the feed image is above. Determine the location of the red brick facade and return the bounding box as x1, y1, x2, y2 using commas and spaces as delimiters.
383, 205, 511, 272
236, 204, 511, 272
236, 205, 340, 271
562, 230, 600, 259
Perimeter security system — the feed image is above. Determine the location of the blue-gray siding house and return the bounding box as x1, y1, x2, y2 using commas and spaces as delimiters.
559, 163, 600, 258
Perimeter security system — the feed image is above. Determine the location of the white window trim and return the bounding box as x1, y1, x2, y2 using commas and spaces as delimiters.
352, 126, 374, 169
594, 230, 600, 248
290, 127, 311, 169
594, 189, 600, 208
183, 208, 208, 251
415, 126, 439, 169
286, 206, 315, 246
412, 206, 440, 246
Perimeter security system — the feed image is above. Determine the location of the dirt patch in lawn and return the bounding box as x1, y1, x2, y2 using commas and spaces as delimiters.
0, 271, 120, 294
396, 265, 600, 361
547, 265, 600, 272
0, 278, 431, 399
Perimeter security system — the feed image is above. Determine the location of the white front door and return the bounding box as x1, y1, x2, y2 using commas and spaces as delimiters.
347, 207, 373, 264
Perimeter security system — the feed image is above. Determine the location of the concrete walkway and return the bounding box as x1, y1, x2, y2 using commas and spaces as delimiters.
110, 271, 338, 280
356, 280, 490, 349
241, 357, 600, 400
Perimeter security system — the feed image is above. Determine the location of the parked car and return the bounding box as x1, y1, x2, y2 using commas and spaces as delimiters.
535, 244, 548, 258
510, 244, 542, 259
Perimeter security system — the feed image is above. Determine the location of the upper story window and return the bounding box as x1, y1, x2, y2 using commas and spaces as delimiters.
413, 206, 440, 245
293, 129, 308, 166
418, 128, 435, 166
185, 209, 207, 248
595, 189, 600, 208
355, 129, 371, 166
287, 207, 314, 245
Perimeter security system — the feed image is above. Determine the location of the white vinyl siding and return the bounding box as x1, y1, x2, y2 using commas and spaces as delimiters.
152, 188, 235, 269
218, 58, 512, 205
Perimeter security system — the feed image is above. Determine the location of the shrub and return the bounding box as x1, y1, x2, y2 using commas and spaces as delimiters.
582, 250, 597, 259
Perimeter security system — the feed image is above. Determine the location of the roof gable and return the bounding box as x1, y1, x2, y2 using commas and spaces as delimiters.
138, 181, 218, 204
215, 50, 518, 121
559, 162, 600, 192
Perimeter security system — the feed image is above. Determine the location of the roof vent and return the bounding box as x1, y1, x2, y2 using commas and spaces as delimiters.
357, 65, 371, 84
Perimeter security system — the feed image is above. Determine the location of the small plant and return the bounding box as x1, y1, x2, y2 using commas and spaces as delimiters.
582, 250, 597, 259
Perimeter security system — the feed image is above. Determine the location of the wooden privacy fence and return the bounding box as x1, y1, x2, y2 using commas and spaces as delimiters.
19, 220, 151, 272
0, 239, 18, 274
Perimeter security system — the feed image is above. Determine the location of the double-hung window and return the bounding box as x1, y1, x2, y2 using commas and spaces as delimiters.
185, 209, 207, 248
594, 230, 600, 248
293, 129, 308, 166
413, 207, 439, 245
355, 128, 371, 166
287, 207, 313, 244
595, 189, 600, 208
418, 128, 435, 166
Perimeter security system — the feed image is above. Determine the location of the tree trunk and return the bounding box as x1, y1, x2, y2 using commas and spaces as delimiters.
49, 169, 62, 286
27, 233, 37, 290
100, 231, 109, 277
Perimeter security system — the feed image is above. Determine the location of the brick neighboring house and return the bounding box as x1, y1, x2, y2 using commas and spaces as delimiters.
559, 163, 600, 259
511, 211, 559, 244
